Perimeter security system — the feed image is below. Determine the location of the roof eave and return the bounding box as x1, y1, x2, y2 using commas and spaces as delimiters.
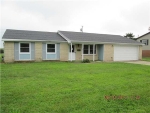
70, 40, 144, 45
57, 31, 71, 43
2, 39, 67, 42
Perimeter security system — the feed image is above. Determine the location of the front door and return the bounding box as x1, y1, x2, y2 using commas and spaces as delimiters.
69, 45, 75, 60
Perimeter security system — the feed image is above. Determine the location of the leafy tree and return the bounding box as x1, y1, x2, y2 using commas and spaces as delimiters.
124, 33, 135, 40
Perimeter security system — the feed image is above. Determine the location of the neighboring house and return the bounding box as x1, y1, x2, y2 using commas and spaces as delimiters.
2, 29, 143, 63
136, 32, 150, 57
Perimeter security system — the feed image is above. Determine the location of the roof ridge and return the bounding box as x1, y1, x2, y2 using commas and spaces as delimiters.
59, 30, 122, 37
6, 29, 57, 33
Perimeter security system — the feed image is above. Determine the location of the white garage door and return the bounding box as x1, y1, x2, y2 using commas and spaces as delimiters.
114, 45, 139, 61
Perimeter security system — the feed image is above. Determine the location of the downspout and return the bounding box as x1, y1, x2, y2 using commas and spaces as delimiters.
70, 42, 72, 62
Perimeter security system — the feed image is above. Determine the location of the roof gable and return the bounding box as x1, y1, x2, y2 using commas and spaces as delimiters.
136, 32, 150, 39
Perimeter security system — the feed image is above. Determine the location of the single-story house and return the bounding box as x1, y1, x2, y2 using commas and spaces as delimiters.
2, 29, 143, 63
136, 32, 150, 57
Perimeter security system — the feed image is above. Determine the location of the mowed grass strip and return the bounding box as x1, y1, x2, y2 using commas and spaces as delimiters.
142, 57, 150, 62
1, 62, 150, 113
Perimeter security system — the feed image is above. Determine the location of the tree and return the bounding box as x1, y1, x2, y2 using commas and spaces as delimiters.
124, 33, 135, 40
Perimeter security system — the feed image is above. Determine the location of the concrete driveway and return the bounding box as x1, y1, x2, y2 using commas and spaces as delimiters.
125, 61, 150, 66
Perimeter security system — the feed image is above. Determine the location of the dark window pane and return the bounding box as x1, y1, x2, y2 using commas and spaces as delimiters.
47, 44, 55, 48
90, 50, 93, 54
90, 45, 93, 54
21, 43, 29, 47
47, 44, 55, 52
84, 45, 88, 49
89, 45, 96, 54
90, 45, 93, 49
20, 48, 29, 52
84, 50, 88, 54
47, 49, 55, 52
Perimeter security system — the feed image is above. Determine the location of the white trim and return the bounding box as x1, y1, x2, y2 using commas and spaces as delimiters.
93, 44, 95, 61
2, 39, 143, 45
103, 45, 105, 61
68, 44, 75, 61
2, 39, 67, 42
82, 44, 84, 61
70, 43, 72, 61
46, 43, 56, 54
19, 42, 31, 60
70, 41, 144, 45
83, 45, 97, 55
46, 43, 57, 60
57, 31, 71, 43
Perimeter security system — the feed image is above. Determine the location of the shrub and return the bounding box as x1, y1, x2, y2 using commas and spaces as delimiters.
82, 59, 90, 63
0, 49, 4, 54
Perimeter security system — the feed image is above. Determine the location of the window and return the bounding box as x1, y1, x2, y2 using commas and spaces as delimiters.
20, 43, 30, 52
47, 44, 55, 53
84, 45, 89, 54
90, 45, 96, 54
141, 39, 148, 45
84, 45, 96, 54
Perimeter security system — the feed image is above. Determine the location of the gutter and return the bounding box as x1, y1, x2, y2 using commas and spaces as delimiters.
2, 39, 67, 43
70, 40, 144, 46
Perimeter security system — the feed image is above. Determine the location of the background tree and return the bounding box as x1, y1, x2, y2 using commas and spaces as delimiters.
124, 33, 136, 40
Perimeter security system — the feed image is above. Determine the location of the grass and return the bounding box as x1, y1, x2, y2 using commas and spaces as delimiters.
1, 62, 150, 113
0, 54, 4, 63
142, 57, 150, 62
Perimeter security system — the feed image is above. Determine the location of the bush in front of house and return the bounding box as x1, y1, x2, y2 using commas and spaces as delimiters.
82, 59, 90, 63
0, 48, 4, 54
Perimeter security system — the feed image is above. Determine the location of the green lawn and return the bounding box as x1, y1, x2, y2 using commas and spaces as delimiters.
1, 62, 150, 113
0, 54, 4, 63
142, 57, 150, 62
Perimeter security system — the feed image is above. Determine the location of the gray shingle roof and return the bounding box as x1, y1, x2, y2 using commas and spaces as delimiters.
2, 29, 142, 45
59, 31, 142, 44
2, 29, 66, 41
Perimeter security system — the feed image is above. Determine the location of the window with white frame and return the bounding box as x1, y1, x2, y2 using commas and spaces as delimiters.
84, 45, 96, 54
20, 43, 30, 52
47, 44, 55, 53
141, 39, 148, 45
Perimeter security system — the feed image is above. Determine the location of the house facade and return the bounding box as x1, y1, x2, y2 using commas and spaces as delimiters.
2, 29, 143, 63
136, 32, 150, 57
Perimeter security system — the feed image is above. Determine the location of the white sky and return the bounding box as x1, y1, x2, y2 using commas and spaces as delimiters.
0, 0, 150, 48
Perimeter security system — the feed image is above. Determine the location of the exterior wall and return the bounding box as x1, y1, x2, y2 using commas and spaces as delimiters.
142, 50, 150, 57
4, 42, 14, 62
60, 43, 69, 61
137, 33, 150, 50
83, 55, 98, 60
35, 42, 42, 61
103, 44, 114, 61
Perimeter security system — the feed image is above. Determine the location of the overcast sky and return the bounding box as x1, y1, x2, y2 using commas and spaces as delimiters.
0, 0, 150, 48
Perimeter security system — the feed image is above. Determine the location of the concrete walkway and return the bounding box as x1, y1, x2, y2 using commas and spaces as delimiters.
125, 61, 150, 66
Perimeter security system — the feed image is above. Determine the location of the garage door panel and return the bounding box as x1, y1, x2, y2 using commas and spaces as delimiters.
114, 45, 139, 61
